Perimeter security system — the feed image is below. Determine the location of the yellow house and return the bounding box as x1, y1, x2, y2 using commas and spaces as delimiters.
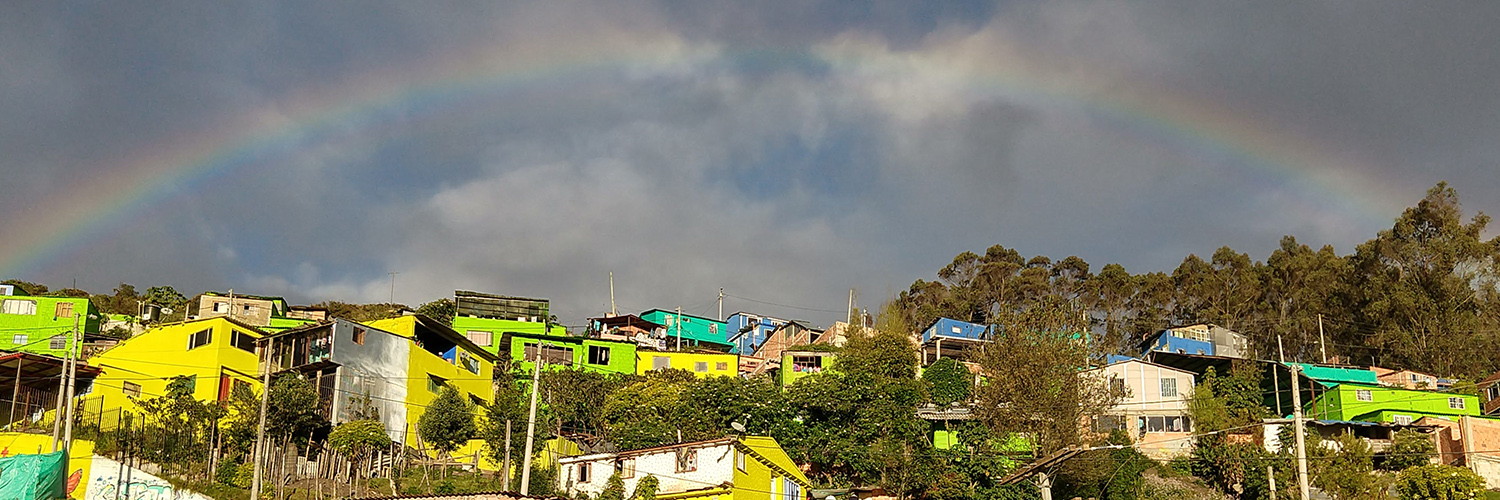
636, 351, 739, 378
558, 436, 811, 500
364, 315, 497, 449
81, 317, 264, 419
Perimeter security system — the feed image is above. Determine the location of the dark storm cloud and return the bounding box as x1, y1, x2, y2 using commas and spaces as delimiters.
2, 1, 1496, 325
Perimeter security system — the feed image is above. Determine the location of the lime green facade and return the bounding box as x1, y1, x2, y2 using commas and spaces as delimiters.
780, 351, 835, 386
1308, 383, 1480, 423
508, 333, 638, 375
453, 316, 563, 357
0, 295, 100, 357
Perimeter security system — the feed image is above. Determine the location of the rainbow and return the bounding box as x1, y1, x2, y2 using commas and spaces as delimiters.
0, 31, 1407, 278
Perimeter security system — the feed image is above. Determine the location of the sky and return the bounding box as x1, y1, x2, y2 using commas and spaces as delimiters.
3, 1, 1498, 328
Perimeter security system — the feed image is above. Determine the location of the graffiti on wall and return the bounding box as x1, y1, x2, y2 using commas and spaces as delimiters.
84, 456, 212, 500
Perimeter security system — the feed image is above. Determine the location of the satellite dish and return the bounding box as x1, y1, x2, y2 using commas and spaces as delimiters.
731, 421, 747, 433
162, 308, 174, 315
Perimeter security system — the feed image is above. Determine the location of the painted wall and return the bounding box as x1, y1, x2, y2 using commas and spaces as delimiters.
1144, 335, 1215, 356
0, 295, 100, 357
83, 318, 263, 416
562, 442, 738, 499
726, 313, 790, 355
636, 351, 738, 378
1309, 384, 1480, 422
922, 318, 988, 344
508, 334, 638, 375
640, 310, 730, 350
453, 316, 560, 357
84, 455, 211, 500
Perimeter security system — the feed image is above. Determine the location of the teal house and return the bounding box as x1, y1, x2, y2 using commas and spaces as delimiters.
506, 332, 638, 375
639, 309, 732, 351
0, 290, 99, 357
1308, 382, 1480, 424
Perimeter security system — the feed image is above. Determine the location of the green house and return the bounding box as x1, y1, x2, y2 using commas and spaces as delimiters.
780, 350, 836, 386
455, 316, 563, 357
506, 332, 637, 375
0, 293, 100, 357
639, 309, 731, 351
1308, 382, 1479, 424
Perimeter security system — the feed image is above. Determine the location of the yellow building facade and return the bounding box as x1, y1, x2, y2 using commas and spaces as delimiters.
81, 317, 264, 418
636, 351, 739, 378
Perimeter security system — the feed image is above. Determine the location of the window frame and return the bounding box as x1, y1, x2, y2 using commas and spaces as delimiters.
122, 381, 142, 398
578, 461, 591, 483
49, 335, 66, 350
1393, 414, 1413, 425
695, 361, 708, 372
1449, 397, 1466, 410
1160, 377, 1178, 397
10, 334, 26, 346
54, 302, 74, 318
353, 327, 366, 345
1, 299, 37, 316
231, 330, 257, 353
1356, 389, 1374, 402
618, 458, 636, 479
675, 448, 698, 473
187, 328, 213, 350
588, 345, 611, 366
467, 330, 493, 347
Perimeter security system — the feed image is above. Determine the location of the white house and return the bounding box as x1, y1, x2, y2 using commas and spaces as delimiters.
557, 436, 811, 500
1085, 358, 1197, 459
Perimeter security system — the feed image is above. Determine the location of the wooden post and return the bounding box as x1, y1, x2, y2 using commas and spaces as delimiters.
8, 358, 22, 428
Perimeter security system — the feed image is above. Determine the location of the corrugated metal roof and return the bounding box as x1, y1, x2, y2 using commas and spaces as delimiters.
1286, 363, 1378, 385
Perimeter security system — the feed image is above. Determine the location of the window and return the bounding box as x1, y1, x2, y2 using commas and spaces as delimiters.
695, 362, 708, 372
353, 327, 366, 345
1093, 415, 1125, 432
1111, 378, 1125, 394
1165, 416, 1187, 432
459, 352, 480, 374
54, 302, 74, 318
716, 362, 729, 371
122, 382, 142, 398
428, 375, 447, 393
213, 302, 228, 313
1356, 389, 1373, 402
1160, 378, 1177, 397
467, 330, 493, 347
653, 356, 670, 370
951, 326, 961, 334
1393, 414, 1413, 425
675, 448, 698, 472
231, 331, 257, 353
736, 451, 746, 472
187, 328, 212, 350
577, 462, 591, 483
783, 477, 801, 500
588, 345, 611, 365
523, 343, 573, 365
1449, 397, 1466, 410
10, 334, 25, 346
618, 458, 635, 479
49, 335, 66, 350
1487, 386, 1500, 402
1, 299, 36, 315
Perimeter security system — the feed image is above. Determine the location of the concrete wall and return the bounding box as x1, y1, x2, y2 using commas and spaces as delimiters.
85, 456, 212, 500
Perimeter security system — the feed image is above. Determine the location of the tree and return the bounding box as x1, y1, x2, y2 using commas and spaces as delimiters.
419, 386, 477, 455
598, 473, 626, 500
1394, 464, 1485, 500
921, 357, 971, 406
602, 377, 687, 450
1, 279, 48, 295
133, 375, 224, 466
266, 374, 328, 446
1312, 432, 1377, 500
1346, 182, 1500, 377
1382, 428, 1437, 471
629, 475, 659, 500
142, 285, 189, 321
416, 299, 456, 326
976, 298, 1122, 455
1188, 363, 1273, 499
329, 420, 393, 493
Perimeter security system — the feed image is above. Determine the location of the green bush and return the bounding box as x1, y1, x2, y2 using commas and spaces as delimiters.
1394, 464, 1485, 500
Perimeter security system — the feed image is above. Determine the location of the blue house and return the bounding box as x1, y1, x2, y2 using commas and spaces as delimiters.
726, 312, 792, 355
1139, 324, 1249, 359
920, 317, 990, 364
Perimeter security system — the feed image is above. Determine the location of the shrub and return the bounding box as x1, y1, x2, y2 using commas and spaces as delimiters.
1394, 464, 1485, 500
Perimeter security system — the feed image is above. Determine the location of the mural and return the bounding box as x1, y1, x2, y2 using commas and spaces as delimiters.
84, 456, 212, 500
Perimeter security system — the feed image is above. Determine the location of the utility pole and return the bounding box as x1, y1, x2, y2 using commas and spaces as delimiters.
1289, 364, 1311, 500
250, 337, 275, 500
609, 272, 616, 316
520, 353, 545, 496
61, 313, 84, 452
503, 419, 513, 491
847, 289, 855, 325
1268, 465, 1277, 500
51, 314, 79, 452
675, 307, 683, 351
388, 272, 398, 304
718, 288, 724, 322
1038, 471, 1052, 500
1318, 314, 1327, 364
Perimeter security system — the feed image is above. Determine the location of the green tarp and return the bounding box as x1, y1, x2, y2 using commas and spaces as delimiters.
0, 451, 66, 500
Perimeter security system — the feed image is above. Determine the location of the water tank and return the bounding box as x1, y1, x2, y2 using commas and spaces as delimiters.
142, 304, 162, 322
